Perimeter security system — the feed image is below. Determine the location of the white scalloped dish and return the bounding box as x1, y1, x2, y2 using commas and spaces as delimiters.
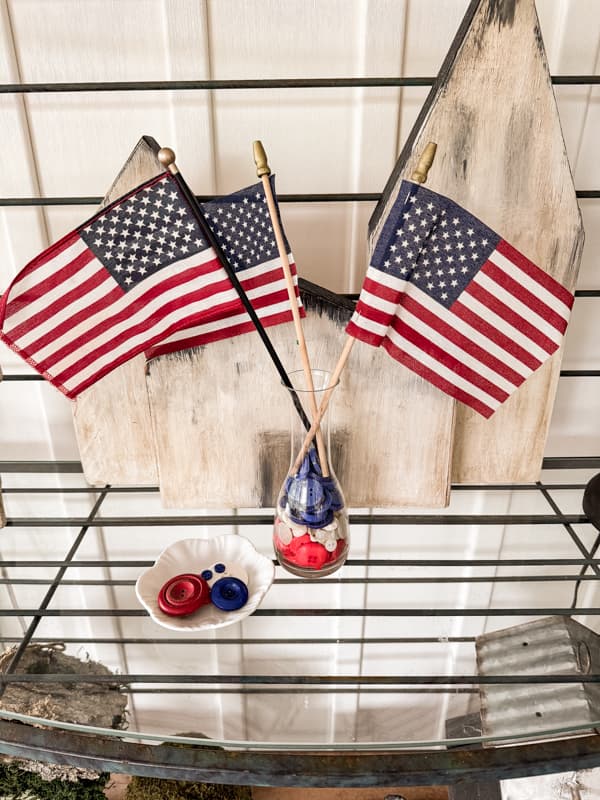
135, 535, 275, 631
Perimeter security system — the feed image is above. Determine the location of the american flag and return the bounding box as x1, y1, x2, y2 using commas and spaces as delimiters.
145, 178, 302, 359
346, 181, 574, 418
0, 173, 301, 398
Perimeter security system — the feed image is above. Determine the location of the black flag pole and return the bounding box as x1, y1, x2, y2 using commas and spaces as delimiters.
157, 147, 310, 431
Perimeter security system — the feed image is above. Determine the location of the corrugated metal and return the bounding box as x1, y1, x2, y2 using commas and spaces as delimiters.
477, 616, 600, 740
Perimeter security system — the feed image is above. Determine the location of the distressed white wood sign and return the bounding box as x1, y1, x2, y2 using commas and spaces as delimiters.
147, 283, 452, 508
369, 0, 583, 485
72, 137, 162, 486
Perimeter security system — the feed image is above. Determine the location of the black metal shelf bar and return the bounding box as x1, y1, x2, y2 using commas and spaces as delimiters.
1, 607, 599, 618
0, 485, 160, 493
1, 513, 592, 526
2, 557, 597, 567
1, 573, 598, 586
1, 75, 598, 93
0, 476, 591, 491
0, 636, 476, 645
1, 189, 598, 206
125, 687, 477, 694
3, 456, 597, 472
560, 370, 600, 376
1, 673, 599, 685
538, 482, 600, 579
4, 366, 600, 382
0, 488, 110, 687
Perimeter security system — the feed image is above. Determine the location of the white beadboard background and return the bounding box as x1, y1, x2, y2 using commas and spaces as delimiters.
0, 0, 599, 747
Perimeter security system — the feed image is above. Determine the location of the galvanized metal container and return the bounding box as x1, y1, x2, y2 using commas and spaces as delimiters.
476, 616, 600, 744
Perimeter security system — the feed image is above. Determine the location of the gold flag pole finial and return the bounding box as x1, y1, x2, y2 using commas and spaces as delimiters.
158, 147, 178, 175
411, 141, 437, 184
253, 140, 271, 177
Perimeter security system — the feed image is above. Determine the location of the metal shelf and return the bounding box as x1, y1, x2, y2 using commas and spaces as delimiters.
1, 462, 600, 785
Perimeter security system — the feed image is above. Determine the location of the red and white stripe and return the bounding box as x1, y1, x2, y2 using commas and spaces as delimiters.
346, 240, 573, 418
0, 228, 299, 398
145, 253, 303, 359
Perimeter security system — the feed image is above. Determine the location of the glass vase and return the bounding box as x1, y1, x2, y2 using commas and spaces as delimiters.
273, 369, 349, 577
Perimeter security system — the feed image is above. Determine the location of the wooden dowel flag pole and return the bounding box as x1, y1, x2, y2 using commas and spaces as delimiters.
291, 142, 438, 474
253, 140, 330, 477
157, 147, 311, 431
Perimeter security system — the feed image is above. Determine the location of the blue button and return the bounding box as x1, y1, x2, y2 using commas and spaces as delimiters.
200, 569, 213, 581
297, 453, 311, 478
288, 476, 325, 512
214, 563, 226, 573
321, 478, 344, 511
211, 577, 249, 611
326, 488, 344, 511
302, 507, 334, 527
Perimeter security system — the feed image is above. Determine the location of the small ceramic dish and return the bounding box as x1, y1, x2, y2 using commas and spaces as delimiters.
135, 535, 275, 631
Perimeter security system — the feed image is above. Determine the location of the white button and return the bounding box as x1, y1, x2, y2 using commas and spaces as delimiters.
203, 561, 248, 587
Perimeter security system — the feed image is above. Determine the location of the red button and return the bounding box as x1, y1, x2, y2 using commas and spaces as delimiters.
158, 574, 211, 617
328, 539, 348, 562
286, 533, 311, 556
291, 541, 328, 569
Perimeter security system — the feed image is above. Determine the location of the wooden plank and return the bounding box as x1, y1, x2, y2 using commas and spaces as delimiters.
71, 137, 162, 486
371, 0, 583, 485
253, 788, 448, 800
147, 281, 451, 508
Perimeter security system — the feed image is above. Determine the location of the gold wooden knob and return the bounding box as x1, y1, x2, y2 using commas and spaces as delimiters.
253, 140, 271, 177
411, 142, 437, 184
158, 147, 177, 169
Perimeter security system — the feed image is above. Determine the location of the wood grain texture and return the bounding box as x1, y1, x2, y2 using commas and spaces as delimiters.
147, 285, 451, 508
253, 788, 448, 800
370, 0, 584, 485
71, 137, 162, 485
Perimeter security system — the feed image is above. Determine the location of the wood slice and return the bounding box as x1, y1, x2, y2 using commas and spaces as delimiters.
71, 136, 162, 485
370, 0, 584, 485
147, 281, 451, 508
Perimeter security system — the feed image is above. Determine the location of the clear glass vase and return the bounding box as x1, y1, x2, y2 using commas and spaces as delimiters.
273, 369, 349, 578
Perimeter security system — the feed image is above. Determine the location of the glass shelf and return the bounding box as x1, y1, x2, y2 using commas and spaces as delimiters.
1, 460, 600, 785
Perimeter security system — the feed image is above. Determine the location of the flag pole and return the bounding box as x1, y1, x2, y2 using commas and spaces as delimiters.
253, 140, 330, 477
290, 142, 438, 474
157, 147, 311, 431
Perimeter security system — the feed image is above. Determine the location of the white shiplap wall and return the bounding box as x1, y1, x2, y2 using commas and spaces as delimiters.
0, 0, 599, 746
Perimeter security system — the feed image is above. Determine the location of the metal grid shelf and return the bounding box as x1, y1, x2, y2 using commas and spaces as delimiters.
1, 461, 600, 785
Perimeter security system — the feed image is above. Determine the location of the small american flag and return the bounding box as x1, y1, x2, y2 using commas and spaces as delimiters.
0, 173, 300, 398
145, 177, 302, 359
346, 181, 574, 417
